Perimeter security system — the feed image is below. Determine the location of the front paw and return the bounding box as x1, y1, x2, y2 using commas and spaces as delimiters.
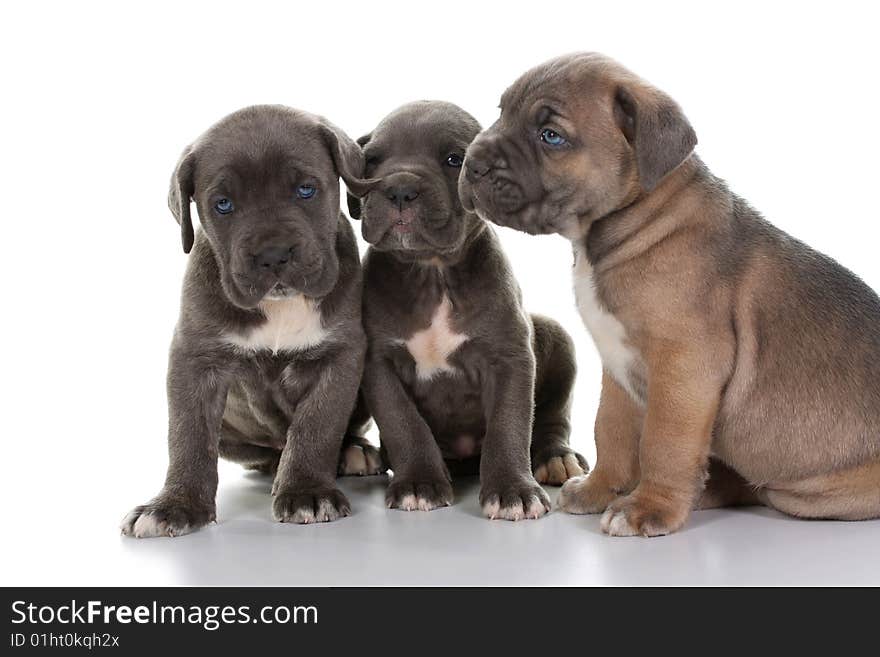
273, 486, 351, 524
338, 438, 386, 476
600, 489, 689, 537
386, 475, 453, 511
558, 473, 620, 514
534, 449, 589, 485
120, 497, 215, 538
480, 476, 551, 521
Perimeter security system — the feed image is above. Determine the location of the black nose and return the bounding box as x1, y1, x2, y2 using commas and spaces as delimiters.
386, 184, 419, 209
254, 245, 294, 269
465, 156, 491, 182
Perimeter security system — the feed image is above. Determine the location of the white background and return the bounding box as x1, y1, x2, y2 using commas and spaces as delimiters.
2, 0, 879, 586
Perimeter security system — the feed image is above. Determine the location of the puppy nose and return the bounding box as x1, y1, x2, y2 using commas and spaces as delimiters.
465, 156, 491, 182
254, 245, 294, 269
386, 185, 419, 208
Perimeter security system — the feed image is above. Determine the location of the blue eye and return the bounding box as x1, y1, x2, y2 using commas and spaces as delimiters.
214, 198, 234, 214
445, 154, 463, 168
539, 128, 567, 147
296, 185, 317, 199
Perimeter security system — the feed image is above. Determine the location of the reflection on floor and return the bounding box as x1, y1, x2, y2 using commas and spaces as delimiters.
107, 469, 880, 586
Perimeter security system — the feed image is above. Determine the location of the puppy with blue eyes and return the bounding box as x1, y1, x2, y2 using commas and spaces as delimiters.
461, 53, 880, 536
122, 105, 380, 538
348, 101, 588, 519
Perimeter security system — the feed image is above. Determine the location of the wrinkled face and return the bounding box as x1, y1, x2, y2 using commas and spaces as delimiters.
170, 106, 361, 308
459, 53, 694, 239
351, 101, 482, 260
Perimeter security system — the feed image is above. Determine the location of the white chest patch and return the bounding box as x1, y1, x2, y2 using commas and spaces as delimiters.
224, 295, 329, 355
403, 296, 468, 381
572, 244, 640, 401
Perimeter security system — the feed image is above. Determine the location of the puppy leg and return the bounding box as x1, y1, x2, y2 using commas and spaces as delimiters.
121, 346, 230, 538
479, 354, 551, 521
600, 347, 722, 537
559, 372, 642, 514
337, 391, 384, 476
760, 459, 880, 520
363, 353, 452, 511
272, 348, 362, 524
338, 434, 386, 477
217, 422, 281, 475
530, 315, 589, 485
346, 389, 373, 437
219, 433, 281, 475
696, 458, 761, 509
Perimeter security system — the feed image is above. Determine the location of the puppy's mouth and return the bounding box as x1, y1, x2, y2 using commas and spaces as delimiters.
391, 208, 416, 234
373, 212, 455, 251
264, 282, 295, 300
467, 178, 571, 237
474, 174, 527, 215
231, 265, 320, 305
363, 204, 427, 244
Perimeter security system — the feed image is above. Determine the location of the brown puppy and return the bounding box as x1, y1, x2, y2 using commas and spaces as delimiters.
460, 53, 880, 536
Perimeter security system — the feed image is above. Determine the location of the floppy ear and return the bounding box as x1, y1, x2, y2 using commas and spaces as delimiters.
614, 85, 697, 192
346, 133, 372, 220
168, 145, 196, 253
318, 119, 371, 200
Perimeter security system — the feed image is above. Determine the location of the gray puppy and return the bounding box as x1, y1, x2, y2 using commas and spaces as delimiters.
122, 105, 377, 538
348, 101, 587, 520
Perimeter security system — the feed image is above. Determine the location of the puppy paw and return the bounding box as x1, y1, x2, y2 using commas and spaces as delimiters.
120, 498, 215, 538
273, 487, 351, 524
534, 450, 589, 485
480, 476, 551, 521
386, 476, 453, 511
338, 440, 385, 476
558, 473, 620, 514
599, 491, 689, 537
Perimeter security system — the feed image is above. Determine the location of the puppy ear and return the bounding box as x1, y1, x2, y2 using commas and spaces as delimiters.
168, 145, 196, 253
346, 133, 372, 220
614, 85, 697, 192
318, 119, 372, 199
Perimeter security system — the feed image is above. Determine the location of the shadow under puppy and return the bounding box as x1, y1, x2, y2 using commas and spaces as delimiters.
348, 101, 587, 520
122, 105, 380, 538
461, 53, 880, 536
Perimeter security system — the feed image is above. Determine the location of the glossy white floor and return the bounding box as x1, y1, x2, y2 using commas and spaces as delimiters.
8, 460, 879, 587
5, 3, 880, 589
